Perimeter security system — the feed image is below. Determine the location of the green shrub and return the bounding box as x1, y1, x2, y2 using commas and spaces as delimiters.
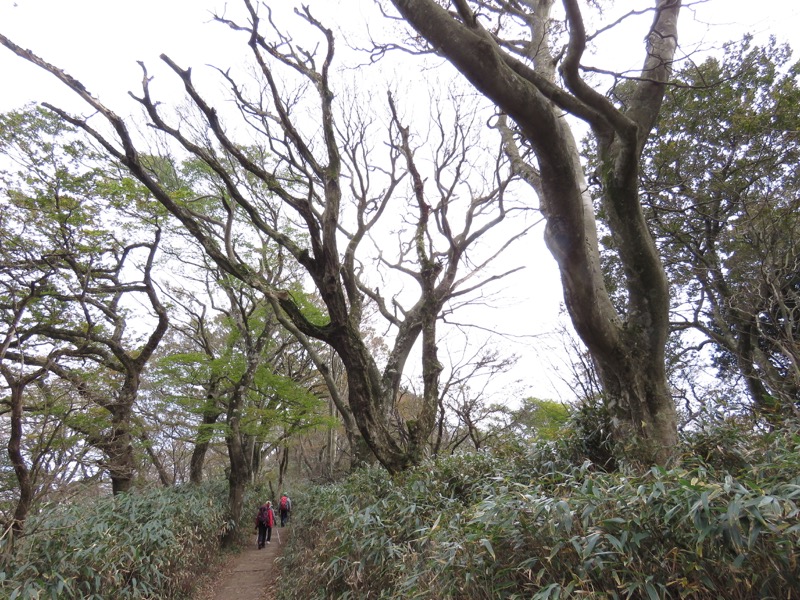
278, 427, 800, 599
0, 480, 229, 599
560, 397, 617, 472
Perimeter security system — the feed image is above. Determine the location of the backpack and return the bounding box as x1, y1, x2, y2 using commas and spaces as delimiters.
257, 505, 270, 525
280, 496, 288, 511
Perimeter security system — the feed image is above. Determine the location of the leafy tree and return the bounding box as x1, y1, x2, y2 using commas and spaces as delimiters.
505, 397, 571, 442
0, 107, 168, 509
640, 38, 800, 424
383, 0, 682, 465
163, 153, 371, 475
0, 2, 528, 474
147, 243, 329, 538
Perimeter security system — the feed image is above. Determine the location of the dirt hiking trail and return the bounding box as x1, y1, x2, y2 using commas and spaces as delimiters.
194, 526, 289, 600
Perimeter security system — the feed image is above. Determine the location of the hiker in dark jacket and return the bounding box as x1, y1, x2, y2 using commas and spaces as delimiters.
255, 501, 275, 549
279, 494, 292, 527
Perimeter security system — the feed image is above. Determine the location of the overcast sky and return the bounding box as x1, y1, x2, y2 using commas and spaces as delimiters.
1, 0, 797, 110
1, 0, 798, 402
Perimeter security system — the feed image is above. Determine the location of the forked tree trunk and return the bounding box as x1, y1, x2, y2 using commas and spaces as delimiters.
102, 383, 140, 495
388, 0, 682, 465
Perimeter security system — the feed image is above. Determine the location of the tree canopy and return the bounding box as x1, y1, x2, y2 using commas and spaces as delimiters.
639, 37, 800, 423
0, 0, 799, 548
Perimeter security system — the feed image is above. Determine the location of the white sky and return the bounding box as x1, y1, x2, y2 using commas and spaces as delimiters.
1, 0, 799, 403
2, 1, 797, 111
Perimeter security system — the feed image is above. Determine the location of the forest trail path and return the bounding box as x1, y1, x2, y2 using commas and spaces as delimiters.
195, 526, 289, 600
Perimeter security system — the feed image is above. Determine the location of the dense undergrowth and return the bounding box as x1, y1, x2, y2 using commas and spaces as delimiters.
0, 479, 239, 600
278, 425, 800, 599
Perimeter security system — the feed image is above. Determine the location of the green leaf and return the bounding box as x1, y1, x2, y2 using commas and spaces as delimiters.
480, 538, 496, 560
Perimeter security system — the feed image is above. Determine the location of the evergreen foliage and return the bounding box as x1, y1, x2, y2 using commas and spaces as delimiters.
278, 426, 800, 599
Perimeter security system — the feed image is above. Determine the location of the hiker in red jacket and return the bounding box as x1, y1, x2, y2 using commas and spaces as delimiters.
279, 494, 292, 527
254, 500, 275, 549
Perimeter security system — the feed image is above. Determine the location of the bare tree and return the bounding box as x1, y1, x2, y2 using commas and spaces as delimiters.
0, 1, 527, 473
431, 346, 517, 454
382, 0, 682, 465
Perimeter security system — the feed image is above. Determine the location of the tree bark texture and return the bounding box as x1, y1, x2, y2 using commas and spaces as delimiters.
1, 4, 520, 474
4, 378, 34, 536
387, 0, 682, 464
189, 409, 222, 485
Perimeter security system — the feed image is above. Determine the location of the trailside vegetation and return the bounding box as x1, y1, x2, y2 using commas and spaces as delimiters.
0, 3, 799, 597
278, 422, 800, 599
0, 480, 232, 599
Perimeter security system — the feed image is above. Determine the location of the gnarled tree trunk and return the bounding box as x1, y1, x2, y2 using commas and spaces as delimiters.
387, 0, 682, 465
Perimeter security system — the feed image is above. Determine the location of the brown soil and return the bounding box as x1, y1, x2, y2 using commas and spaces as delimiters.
191, 526, 290, 600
